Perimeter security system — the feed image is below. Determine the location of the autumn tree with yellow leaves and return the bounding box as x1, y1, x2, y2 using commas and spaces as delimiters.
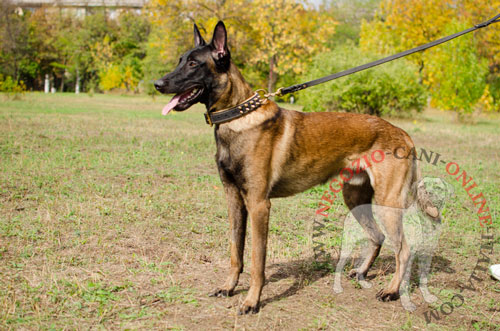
360, 0, 500, 115
145, 0, 335, 93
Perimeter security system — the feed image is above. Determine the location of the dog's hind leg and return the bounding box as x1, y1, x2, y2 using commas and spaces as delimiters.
334, 213, 360, 293
374, 206, 409, 301
370, 155, 414, 302
210, 183, 247, 297
399, 250, 417, 311
342, 177, 385, 282
418, 253, 438, 303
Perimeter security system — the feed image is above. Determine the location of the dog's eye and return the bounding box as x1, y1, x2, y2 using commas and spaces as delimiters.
188, 61, 198, 68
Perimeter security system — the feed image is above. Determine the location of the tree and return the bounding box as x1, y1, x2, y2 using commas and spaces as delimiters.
71, 9, 150, 93
360, 0, 454, 78
73, 10, 117, 92
462, 0, 500, 72
247, 0, 336, 92
0, 1, 34, 84
145, 0, 336, 93
0, 4, 151, 93
359, 0, 500, 113
324, 0, 380, 46
29, 8, 76, 91
298, 44, 426, 116
426, 20, 488, 117
463, 0, 500, 107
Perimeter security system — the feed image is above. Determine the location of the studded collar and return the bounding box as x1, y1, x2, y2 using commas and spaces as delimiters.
204, 93, 266, 126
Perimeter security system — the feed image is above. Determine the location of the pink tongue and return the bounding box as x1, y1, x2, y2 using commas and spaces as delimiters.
162, 94, 181, 116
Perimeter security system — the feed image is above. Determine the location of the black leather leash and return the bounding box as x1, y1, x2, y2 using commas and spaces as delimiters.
274, 13, 500, 97
205, 13, 500, 126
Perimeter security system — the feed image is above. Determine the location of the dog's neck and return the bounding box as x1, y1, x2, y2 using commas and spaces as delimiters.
206, 63, 254, 112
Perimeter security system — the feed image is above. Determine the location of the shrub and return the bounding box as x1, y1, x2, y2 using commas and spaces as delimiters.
99, 65, 123, 91
297, 45, 427, 116
475, 85, 497, 113
0, 74, 26, 98
425, 20, 488, 117
98, 56, 142, 93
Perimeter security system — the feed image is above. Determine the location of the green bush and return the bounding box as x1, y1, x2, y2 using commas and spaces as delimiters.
0, 74, 26, 95
297, 45, 427, 116
426, 20, 488, 116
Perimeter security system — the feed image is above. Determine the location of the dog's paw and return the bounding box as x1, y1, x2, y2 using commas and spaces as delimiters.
348, 269, 358, 278
238, 302, 260, 315
423, 293, 438, 304
359, 280, 372, 289
401, 300, 417, 312
376, 289, 400, 302
348, 268, 366, 280
333, 283, 343, 294
348, 268, 367, 281
209, 288, 233, 298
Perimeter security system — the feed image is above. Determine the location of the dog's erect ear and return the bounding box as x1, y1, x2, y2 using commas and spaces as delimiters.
210, 21, 230, 67
193, 23, 206, 47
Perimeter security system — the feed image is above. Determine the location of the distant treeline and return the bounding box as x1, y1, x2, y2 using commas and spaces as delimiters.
1, 0, 498, 116
0, 2, 150, 94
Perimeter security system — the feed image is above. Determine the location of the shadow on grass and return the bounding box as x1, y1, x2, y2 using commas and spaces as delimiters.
254, 253, 453, 309
259, 257, 334, 309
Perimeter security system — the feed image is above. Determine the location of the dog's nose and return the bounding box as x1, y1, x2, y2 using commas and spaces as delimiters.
154, 80, 165, 91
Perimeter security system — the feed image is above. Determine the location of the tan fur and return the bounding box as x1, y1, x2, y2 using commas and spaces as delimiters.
269, 118, 294, 190
226, 107, 270, 132
208, 56, 430, 314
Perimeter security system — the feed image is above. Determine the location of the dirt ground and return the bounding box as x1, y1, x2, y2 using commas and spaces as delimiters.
1, 94, 499, 330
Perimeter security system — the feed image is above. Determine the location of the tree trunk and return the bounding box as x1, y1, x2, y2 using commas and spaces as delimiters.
418, 59, 425, 84
75, 69, 80, 94
268, 55, 277, 94
44, 74, 50, 93
60, 69, 66, 92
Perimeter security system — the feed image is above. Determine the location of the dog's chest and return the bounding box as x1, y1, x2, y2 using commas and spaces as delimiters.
216, 144, 232, 171
214, 130, 247, 188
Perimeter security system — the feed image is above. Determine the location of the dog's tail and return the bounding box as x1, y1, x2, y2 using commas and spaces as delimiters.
410, 157, 439, 220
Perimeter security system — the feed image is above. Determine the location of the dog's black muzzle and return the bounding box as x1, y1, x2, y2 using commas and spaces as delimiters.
154, 79, 168, 93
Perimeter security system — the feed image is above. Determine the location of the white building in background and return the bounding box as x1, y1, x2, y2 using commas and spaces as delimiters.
10, 0, 146, 7
9, 0, 147, 18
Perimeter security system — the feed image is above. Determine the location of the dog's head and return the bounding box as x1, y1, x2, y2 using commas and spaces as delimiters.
417, 177, 454, 219
154, 21, 231, 115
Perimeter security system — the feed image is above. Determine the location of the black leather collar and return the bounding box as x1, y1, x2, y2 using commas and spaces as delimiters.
204, 93, 266, 126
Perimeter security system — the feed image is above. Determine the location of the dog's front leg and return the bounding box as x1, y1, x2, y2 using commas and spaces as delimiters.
211, 183, 247, 297
239, 198, 271, 314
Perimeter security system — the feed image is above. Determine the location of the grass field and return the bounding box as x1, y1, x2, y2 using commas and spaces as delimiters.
1, 92, 499, 330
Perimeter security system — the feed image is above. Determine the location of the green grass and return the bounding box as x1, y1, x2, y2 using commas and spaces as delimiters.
0, 92, 499, 329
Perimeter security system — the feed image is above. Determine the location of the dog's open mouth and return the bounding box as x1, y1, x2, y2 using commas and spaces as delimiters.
162, 86, 204, 115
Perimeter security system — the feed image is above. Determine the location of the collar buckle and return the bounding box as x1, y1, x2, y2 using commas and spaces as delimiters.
204, 112, 213, 127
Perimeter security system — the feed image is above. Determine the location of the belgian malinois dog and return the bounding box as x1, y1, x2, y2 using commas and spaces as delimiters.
154, 21, 438, 314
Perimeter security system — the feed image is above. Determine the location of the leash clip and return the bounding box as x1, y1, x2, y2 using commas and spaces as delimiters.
268, 87, 283, 98
255, 89, 268, 99
255, 87, 283, 100
255, 89, 269, 104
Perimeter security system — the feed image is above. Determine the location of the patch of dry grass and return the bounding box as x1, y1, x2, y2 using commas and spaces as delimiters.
0, 93, 499, 329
